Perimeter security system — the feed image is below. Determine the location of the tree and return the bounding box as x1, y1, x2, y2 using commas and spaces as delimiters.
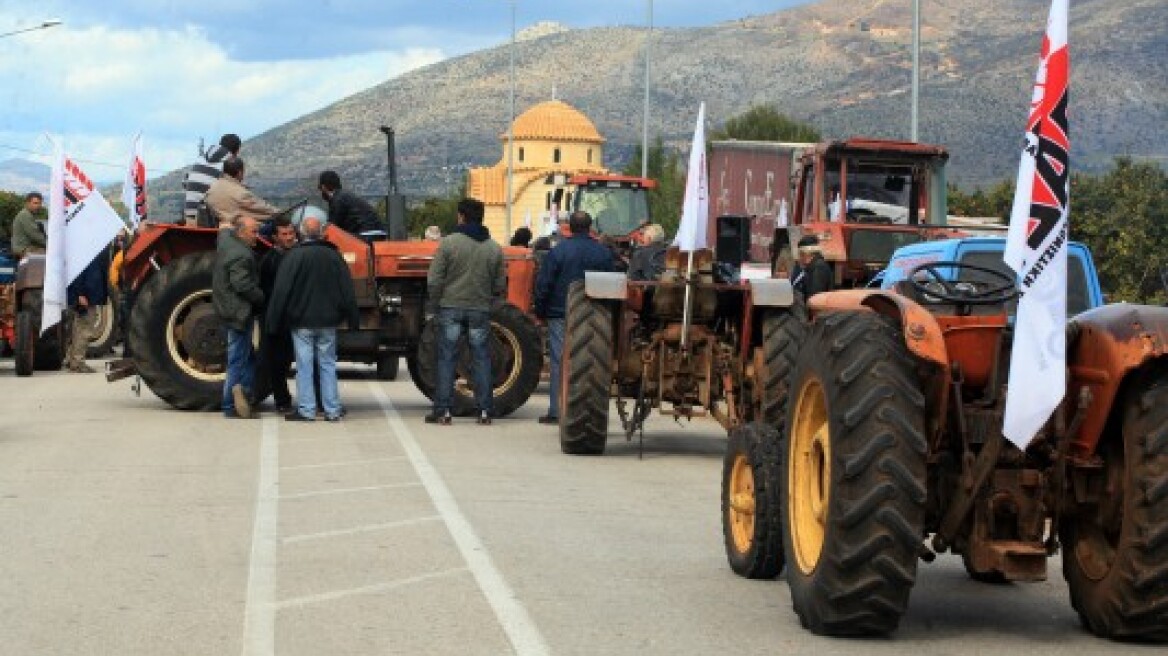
711, 105, 821, 143
0, 190, 23, 243
624, 138, 685, 237
405, 183, 464, 239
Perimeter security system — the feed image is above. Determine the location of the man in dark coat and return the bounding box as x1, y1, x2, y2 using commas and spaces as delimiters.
266, 216, 359, 422
532, 211, 616, 425
627, 223, 667, 281
790, 235, 833, 299
63, 249, 110, 373
255, 218, 298, 412
425, 198, 505, 425
213, 216, 264, 418
318, 170, 386, 241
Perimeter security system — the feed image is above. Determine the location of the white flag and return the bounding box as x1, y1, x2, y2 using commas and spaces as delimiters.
42, 145, 128, 333
122, 132, 147, 227
672, 102, 709, 252
777, 198, 789, 228
1002, 0, 1071, 450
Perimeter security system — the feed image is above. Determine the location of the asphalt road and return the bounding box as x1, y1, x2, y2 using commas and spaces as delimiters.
0, 357, 1161, 655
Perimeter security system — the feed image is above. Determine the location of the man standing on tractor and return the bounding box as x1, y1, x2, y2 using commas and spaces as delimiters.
790, 235, 833, 299
213, 216, 264, 419
205, 158, 278, 229
317, 170, 387, 242
9, 192, 47, 258
425, 198, 504, 426
182, 134, 241, 225
532, 210, 616, 425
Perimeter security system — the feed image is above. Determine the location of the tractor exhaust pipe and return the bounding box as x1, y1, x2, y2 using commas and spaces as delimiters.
379, 125, 408, 241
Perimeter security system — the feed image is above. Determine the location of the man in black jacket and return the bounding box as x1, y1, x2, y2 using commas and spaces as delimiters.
266, 216, 359, 422
64, 250, 110, 373
255, 218, 298, 412
318, 170, 386, 241
213, 217, 264, 418
790, 235, 833, 299
532, 211, 616, 424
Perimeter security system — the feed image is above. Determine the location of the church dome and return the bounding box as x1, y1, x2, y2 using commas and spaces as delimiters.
507, 100, 605, 143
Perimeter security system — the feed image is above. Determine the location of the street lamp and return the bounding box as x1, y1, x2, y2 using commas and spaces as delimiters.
911, 0, 920, 142
641, 0, 652, 180
0, 19, 62, 40
505, 0, 517, 238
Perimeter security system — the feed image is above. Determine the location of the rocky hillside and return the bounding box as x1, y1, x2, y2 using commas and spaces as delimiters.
150, 0, 1167, 215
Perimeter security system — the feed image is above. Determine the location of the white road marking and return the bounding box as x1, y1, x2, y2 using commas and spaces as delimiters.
282, 515, 443, 544
280, 456, 407, 471
241, 416, 280, 656
369, 382, 551, 656
278, 482, 421, 500
274, 567, 470, 610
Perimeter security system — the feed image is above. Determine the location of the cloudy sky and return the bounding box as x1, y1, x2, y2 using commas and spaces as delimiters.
0, 1, 810, 182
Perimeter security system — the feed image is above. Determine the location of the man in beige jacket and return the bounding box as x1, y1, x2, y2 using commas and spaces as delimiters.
205, 157, 278, 228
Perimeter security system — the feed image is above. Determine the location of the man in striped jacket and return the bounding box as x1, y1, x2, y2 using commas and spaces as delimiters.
181, 134, 241, 224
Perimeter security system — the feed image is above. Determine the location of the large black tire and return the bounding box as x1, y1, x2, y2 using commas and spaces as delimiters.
410, 303, 542, 417
14, 308, 34, 377
16, 289, 64, 372
86, 294, 120, 358
375, 355, 400, 381
755, 302, 807, 427
129, 252, 268, 411
781, 311, 927, 636
722, 422, 785, 578
1060, 365, 1168, 641
559, 280, 612, 455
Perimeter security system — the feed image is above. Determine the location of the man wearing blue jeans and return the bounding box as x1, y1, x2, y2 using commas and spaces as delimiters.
265, 215, 359, 422
425, 198, 505, 425
212, 216, 264, 418
532, 211, 616, 424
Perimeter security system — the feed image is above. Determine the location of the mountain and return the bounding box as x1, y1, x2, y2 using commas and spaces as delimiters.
0, 158, 50, 195
149, 0, 1167, 217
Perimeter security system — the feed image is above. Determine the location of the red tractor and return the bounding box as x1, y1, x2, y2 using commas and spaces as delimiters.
107, 219, 543, 415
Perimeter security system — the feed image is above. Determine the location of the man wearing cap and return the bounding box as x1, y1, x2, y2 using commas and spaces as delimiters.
790, 235, 833, 299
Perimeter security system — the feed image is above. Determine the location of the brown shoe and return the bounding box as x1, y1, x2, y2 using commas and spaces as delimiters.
477, 412, 492, 426
537, 415, 558, 425
232, 384, 253, 419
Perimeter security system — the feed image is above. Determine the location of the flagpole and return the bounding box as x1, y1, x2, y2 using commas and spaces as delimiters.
641, 0, 652, 180
680, 250, 695, 350
911, 0, 920, 142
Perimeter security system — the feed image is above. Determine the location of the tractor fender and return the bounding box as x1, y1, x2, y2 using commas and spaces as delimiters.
1067, 303, 1168, 457
807, 289, 949, 369
749, 278, 795, 308
584, 271, 628, 300
14, 254, 46, 297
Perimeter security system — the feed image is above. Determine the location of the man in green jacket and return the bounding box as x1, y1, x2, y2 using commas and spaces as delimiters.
213, 216, 264, 418
9, 192, 47, 257
425, 198, 505, 425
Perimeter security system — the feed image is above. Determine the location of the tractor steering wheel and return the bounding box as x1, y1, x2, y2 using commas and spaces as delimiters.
908, 261, 1018, 306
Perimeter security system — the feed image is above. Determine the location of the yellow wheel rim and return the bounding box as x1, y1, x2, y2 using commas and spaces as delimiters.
728, 452, 757, 555
790, 377, 831, 575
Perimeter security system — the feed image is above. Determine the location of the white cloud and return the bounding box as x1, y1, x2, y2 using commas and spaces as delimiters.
0, 22, 444, 181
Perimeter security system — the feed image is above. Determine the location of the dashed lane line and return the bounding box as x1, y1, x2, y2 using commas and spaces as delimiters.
282, 515, 443, 544
273, 568, 470, 610
369, 382, 551, 656
280, 456, 407, 471
241, 416, 280, 656
278, 482, 421, 500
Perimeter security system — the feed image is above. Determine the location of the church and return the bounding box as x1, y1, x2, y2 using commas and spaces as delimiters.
467, 99, 610, 241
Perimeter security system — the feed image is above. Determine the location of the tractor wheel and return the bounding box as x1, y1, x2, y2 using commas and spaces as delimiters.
754, 303, 807, 428
129, 252, 269, 411
410, 303, 542, 417
375, 355, 399, 381
559, 280, 612, 455
722, 422, 785, 578
14, 307, 35, 377
86, 294, 120, 358
781, 311, 927, 636
17, 289, 64, 372
1060, 366, 1168, 641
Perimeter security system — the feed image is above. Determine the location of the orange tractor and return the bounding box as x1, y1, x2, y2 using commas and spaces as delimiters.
730, 256, 1168, 639
107, 219, 543, 415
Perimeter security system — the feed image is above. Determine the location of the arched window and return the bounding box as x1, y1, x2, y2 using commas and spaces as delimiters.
518, 147, 525, 162
553, 147, 561, 164
587, 148, 593, 164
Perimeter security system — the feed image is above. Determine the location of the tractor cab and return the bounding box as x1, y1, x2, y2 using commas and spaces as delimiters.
568, 174, 655, 249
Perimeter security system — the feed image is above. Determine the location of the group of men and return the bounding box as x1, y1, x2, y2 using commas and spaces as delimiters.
1, 191, 109, 374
